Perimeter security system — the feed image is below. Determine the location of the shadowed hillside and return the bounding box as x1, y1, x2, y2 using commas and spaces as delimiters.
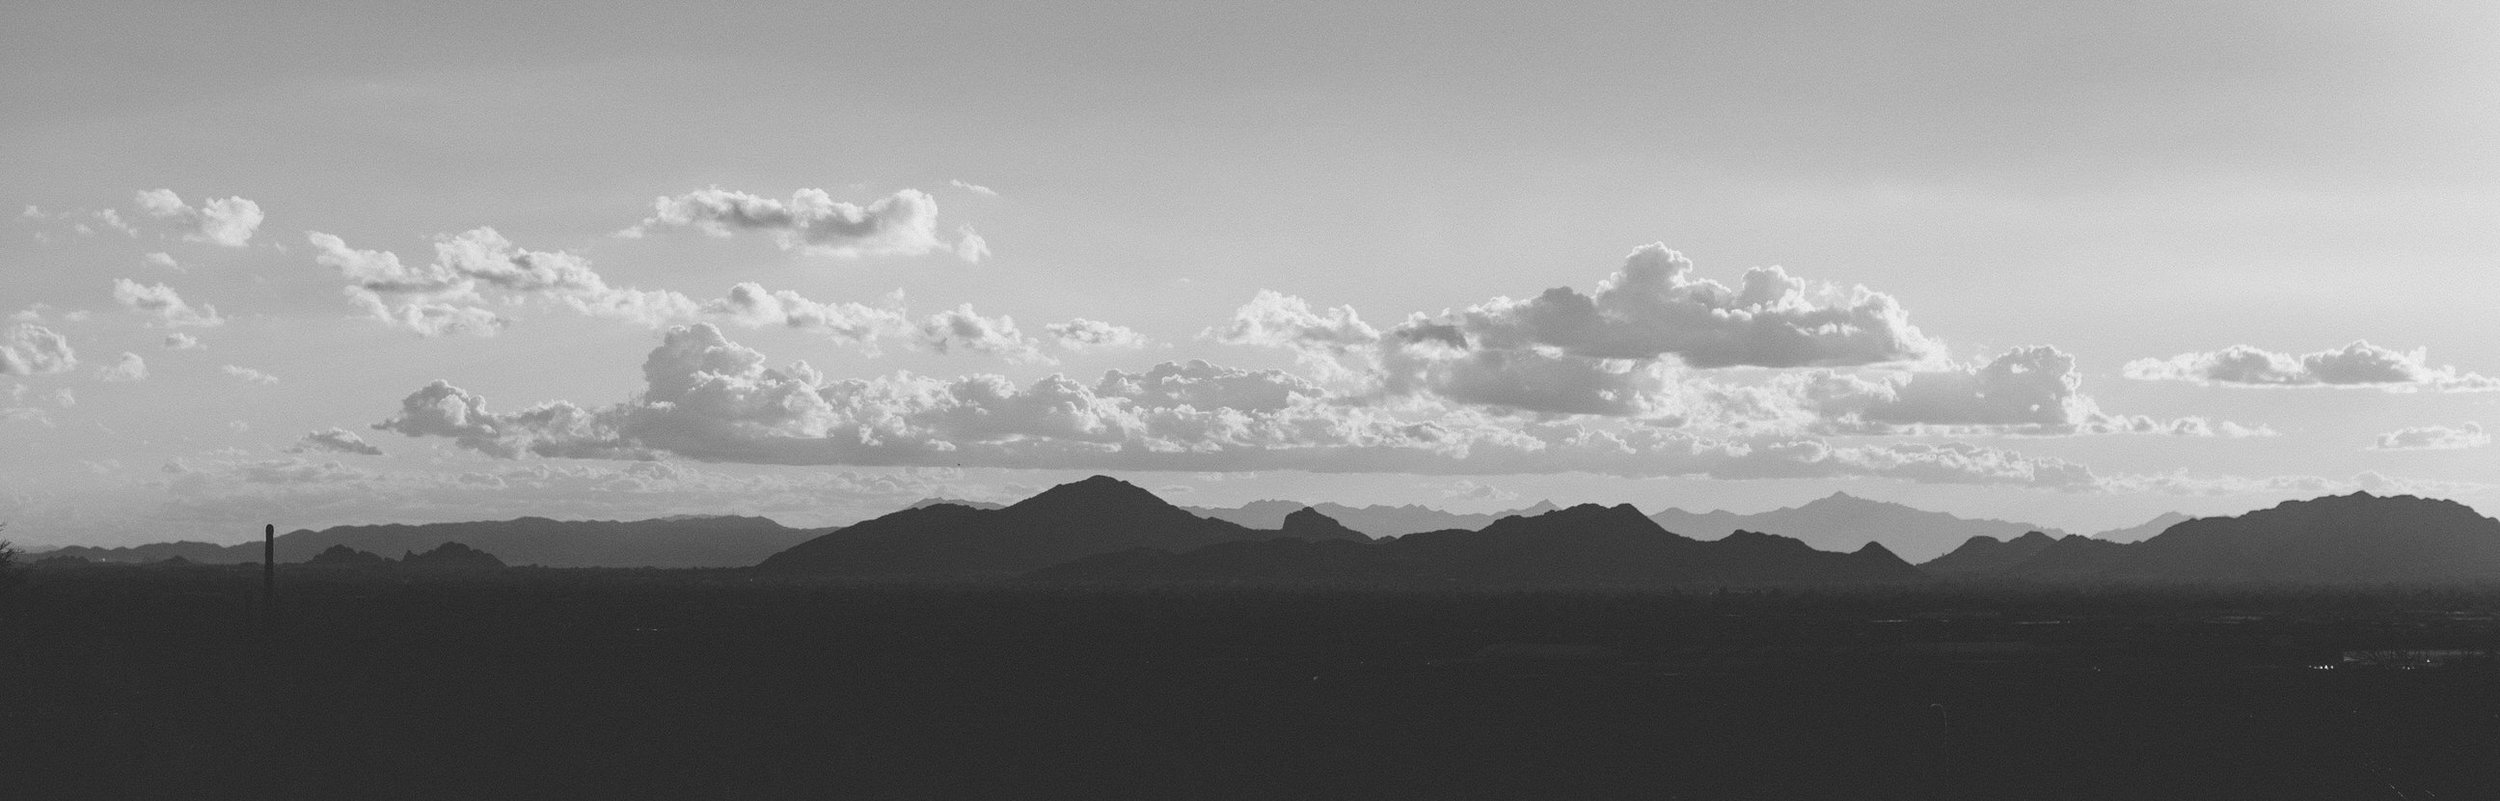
1650, 492, 2073, 562
1030, 503, 1927, 587
37, 515, 815, 568
1922, 493, 2500, 583
755, 476, 1368, 579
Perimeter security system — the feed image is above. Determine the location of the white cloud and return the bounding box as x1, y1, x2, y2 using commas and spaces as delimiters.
917, 304, 1049, 363
134, 188, 263, 247
96, 352, 147, 382
1427, 243, 1941, 369
368, 322, 2102, 489
629, 187, 984, 261
1, 323, 78, 375
949, 179, 999, 197
2371, 422, 2489, 451
2125, 341, 2499, 392
287, 427, 386, 456
163, 333, 203, 350
1046, 318, 1149, 350
112, 279, 224, 327
1771, 346, 2267, 437
1209, 290, 1382, 354
144, 252, 181, 271
699, 282, 907, 345
222, 364, 279, 384
343, 287, 508, 337
52, 387, 75, 407
953, 224, 989, 263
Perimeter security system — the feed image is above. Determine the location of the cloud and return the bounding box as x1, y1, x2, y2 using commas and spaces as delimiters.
96, 352, 147, 382
222, 365, 279, 384
2124, 341, 2499, 392
949, 179, 999, 197
52, 387, 75, 408
1425, 244, 1940, 369
144, 252, 181, 271
953, 225, 989, 263
1439, 479, 1519, 502
1, 323, 78, 375
2101, 470, 2492, 498
112, 279, 225, 327
918, 304, 1049, 363
1046, 318, 1149, 350
368, 322, 2101, 489
1209, 290, 1382, 354
134, 188, 263, 247
699, 282, 907, 345
629, 187, 983, 261
1771, 345, 2268, 437
287, 427, 386, 456
163, 333, 203, 350
2371, 422, 2489, 451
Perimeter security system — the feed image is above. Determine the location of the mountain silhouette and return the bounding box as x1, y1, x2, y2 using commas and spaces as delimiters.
1029, 503, 1927, 587
1920, 531, 2060, 575
2088, 511, 2195, 544
304, 543, 390, 567
1648, 492, 2072, 562
1915, 493, 2500, 582
36, 515, 816, 568
755, 476, 1369, 579
1186, 499, 1562, 537
399, 541, 506, 570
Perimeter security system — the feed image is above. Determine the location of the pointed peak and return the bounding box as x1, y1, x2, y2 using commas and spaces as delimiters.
1009, 475, 1177, 513
1853, 541, 1901, 559
2013, 530, 2055, 543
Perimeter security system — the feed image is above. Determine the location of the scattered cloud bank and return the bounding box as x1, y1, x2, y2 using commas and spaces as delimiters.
370, 322, 2101, 489
2125, 341, 2500, 392
162, 333, 203, 350
134, 188, 263, 247
1209, 247, 2249, 437
287, 427, 385, 456
1, 323, 77, 375
2371, 423, 2489, 451
624, 187, 983, 262
112, 279, 224, 327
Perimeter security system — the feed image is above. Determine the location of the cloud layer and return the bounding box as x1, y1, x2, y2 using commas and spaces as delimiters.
2125, 341, 2500, 392
2371, 423, 2489, 451
371, 323, 2100, 489
627, 187, 982, 261
134, 189, 263, 247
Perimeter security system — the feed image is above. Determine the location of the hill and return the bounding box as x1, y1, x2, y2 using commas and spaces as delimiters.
1919, 493, 2500, 583
1185, 500, 1562, 538
755, 476, 1369, 579
1029, 503, 1927, 588
1649, 492, 2072, 562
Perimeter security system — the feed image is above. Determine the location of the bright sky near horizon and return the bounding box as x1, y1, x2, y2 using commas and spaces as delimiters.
4, 0, 2495, 546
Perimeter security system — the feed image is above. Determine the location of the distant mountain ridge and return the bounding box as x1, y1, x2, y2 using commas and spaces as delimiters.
37, 515, 815, 568
1030, 502, 1926, 587
1921, 493, 2500, 582
757, 476, 1370, 579
1184, 500, 1563, 538
1649, 492, 2074, 562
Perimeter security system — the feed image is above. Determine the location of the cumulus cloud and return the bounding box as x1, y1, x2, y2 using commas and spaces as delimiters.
2125, 341, 2499, 392
2371, 422, 2489, 451
918, 304, 1049, 363
287, 427, 386, 456
1770, 346, 2268, 437
144, 252, 180, 271
1209, 290, 1382, 355
112, 279, 224, 327
949, 179, 999, 197
1046, 318, 1149, 350
1, 323, 78, 375
96, 352, 146, 382
222, 365, 279, 384
628, 187, 983, 261
1431, 244, 1940, 369
134, 188, 263, 247
368, 323, 2101, 489
163, 333, 203, 350
699, 282, 907, 345
953, 225, 990, 263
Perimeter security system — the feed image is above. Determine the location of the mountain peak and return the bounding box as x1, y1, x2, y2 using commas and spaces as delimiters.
1012, 475, 1171, 512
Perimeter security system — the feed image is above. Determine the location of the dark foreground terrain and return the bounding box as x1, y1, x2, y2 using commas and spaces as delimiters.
5, 566, 2499, 800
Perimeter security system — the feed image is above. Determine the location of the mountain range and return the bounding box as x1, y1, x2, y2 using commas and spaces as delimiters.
1028, 502, 1925, 587
755, 476, 1371, 579
1922, 492, 2500, 583
1646, 492, 2074, 563
1182, 500, 1562, 537
35, 515, 815, 568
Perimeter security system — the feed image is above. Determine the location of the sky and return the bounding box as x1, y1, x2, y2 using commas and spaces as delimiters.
3, 0, 2495, 547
